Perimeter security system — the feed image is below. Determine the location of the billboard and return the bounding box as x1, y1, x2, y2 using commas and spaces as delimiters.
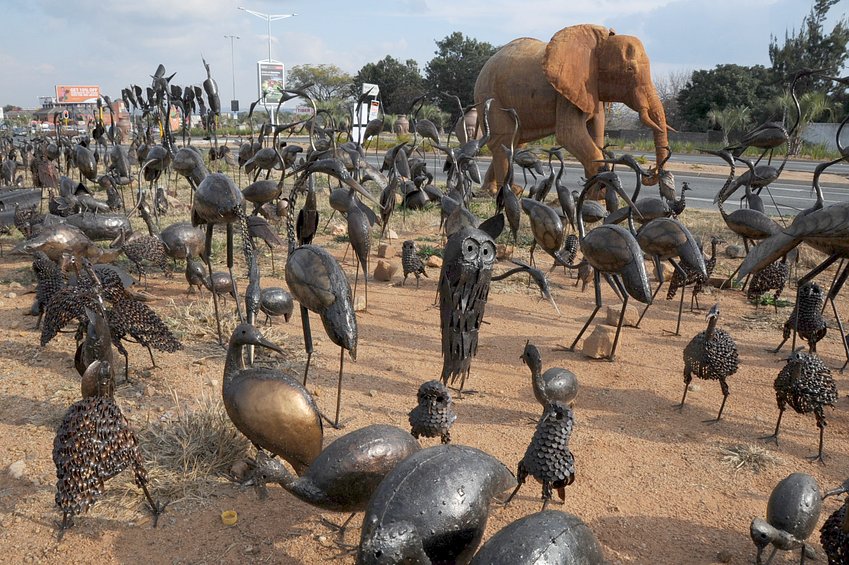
55, 85, 100, 104
257, 61, 285, 104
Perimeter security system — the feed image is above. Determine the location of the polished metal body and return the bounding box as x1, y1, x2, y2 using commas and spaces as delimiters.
470, 510, 605, 565
751, 473, 822, 565
521, 341, 578, 408
222, 324, 323, 475
251, 424, 420, 512
357, 445, 516, 565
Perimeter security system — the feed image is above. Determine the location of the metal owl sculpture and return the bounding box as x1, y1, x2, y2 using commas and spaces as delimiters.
439, 226, 496, 391
438, 225, 556, 393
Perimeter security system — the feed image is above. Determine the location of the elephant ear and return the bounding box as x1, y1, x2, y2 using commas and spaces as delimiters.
543, 24, 613, 115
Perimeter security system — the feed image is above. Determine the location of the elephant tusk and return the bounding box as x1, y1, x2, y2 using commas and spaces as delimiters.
638, 108, 662, 133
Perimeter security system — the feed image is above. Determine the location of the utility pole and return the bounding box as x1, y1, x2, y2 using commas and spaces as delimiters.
237, 7, 297, 63
224, 34, 240, 114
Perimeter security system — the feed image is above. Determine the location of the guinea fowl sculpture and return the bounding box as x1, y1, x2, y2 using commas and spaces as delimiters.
249, 425, 420, 538
408, 380, 457, 444
357, 444, 515, 565
820, 478, 849, 565
750, 473, 822, 565
504, 401, 576, 511
764, 350, 838, 463
112, 228, 171, 286
775, 282, 827, 354
222, 323, 323, 476
747, 257, 790, 309
567, 171, 651, 361
520, 341, 578, 410
401, 240, 428, 288
469, 510, 605, 565
32, 250, 67, 329
53, 303, 164, 539
41, 266, 181, 378
680, 304, 739, 421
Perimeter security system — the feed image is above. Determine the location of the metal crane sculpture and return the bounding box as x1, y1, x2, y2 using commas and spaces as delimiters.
737, 155, 849, 368
282, 152, 376, 428
190, 172, 252, 344
567, 171, 651, 361
222, 323, 323, 475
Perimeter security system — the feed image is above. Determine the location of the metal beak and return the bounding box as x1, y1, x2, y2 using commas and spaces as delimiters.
343, 176, 380, 206
257, 337, 285, 355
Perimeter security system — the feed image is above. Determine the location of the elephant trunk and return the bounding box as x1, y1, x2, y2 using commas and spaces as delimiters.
636, 92, 670, 185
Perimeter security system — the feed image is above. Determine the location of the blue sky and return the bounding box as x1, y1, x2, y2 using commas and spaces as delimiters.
0, 0, 846, 108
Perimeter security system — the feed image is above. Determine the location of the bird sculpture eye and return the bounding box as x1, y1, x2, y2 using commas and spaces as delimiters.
480, 241, 496, 264
462, 239, 480, 261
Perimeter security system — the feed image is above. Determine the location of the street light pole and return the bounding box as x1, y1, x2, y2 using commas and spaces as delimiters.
237, 6, 297, 63
225, 34, 240, 113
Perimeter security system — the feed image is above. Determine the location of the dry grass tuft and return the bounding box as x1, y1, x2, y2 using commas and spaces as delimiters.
100, 390, 250, 519
720, 443, 782, 473
164, 296, 306, 371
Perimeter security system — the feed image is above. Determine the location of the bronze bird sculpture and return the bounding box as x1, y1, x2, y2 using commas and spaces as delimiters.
222, 323, 323, 475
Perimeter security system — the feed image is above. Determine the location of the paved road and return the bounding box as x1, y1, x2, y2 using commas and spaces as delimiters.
360, 153, 848, 214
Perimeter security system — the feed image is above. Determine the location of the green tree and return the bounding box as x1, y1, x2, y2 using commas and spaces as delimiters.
768, 89, 835, 152
354, 56, 424, 115
707, 105, 752, 145
676, 64, 781, 130
425, 32, 498, 114
287, 64, 353, 102
769, 0, 849, 101
415, 103, 450, 132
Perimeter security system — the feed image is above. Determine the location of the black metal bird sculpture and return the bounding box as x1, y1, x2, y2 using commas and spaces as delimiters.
249, 424, 419, 540
520, 341, 579, 412
820, 477, 849, 565
438, 224, 554, 394
763, 350, 838, 463
191, 172, 252, 344
401, 240, 428, 288
357, 445, 515, 565
408, 380, 457, 444
775, 282, 827, 354
680, 304, 739, 421
469, 510, 605, 565
750, 473, 822, 565
567, 171, 651, 361
504, 400, 576, 511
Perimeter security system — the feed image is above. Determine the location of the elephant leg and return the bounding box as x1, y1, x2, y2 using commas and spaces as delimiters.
554, 101, 606, 179
482, 132, 513, 195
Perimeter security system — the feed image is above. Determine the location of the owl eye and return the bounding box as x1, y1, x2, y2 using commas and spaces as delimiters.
480, 241, 496, 264
462, 238, 480, 261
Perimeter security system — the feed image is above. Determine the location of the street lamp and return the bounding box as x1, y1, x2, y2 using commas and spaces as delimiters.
237, 6, 297, 63
224, 34, 240, 113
